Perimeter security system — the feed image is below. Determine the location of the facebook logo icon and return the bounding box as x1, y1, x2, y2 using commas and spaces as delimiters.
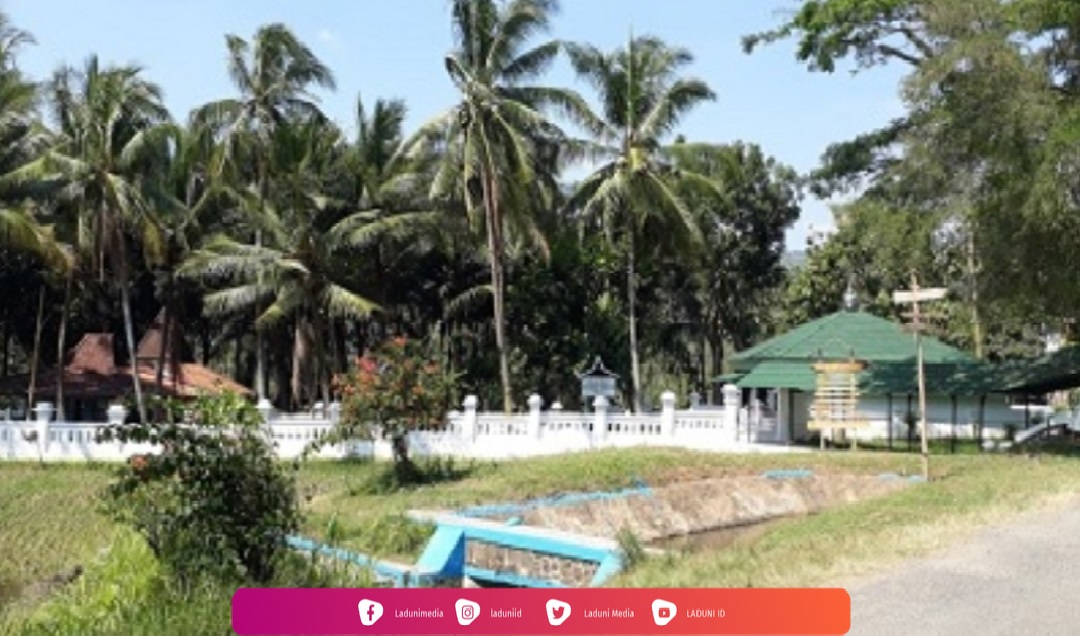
358, 599, 384, 626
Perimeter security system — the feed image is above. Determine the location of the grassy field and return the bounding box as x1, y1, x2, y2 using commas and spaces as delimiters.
2, 447, 1079, 634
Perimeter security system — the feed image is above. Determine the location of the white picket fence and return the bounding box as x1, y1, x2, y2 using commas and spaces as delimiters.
0, 390, 804, 463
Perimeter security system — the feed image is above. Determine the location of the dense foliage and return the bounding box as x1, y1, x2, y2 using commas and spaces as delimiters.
0, 2, 803, 420
98, 393, 300, 586
750, 0, 1080, 359
329, 336, 457, 470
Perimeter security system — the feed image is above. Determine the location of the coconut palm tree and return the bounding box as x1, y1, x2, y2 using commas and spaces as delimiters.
399, 0, 597, 412
180, 116, 437, 407
564, 35, 718, 411
192, 23, 336, 402
0, 12, 64, 263
24, 56, 174, 423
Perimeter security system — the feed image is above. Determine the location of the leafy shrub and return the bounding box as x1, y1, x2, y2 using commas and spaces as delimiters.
20, 530, 371, 636
324, 336, 457, 483
97, 392, 301, 587
616, 526, 647, 569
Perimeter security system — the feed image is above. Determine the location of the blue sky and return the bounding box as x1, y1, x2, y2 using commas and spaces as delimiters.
5, 0, 907, 249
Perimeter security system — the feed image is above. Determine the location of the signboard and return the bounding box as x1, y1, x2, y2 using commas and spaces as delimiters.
892, 288, 948, 304
807, 360, 869, 430
581, 375, 617, 398
579, 357, 619, 398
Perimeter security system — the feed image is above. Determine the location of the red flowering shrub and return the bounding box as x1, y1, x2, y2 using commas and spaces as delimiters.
326, 337, 456, 472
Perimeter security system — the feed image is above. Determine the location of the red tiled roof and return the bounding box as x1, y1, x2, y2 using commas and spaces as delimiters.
136, 308, 177, 362
0, 324, 251, 399
129, 362, 253, 397
67, 334, 117, 374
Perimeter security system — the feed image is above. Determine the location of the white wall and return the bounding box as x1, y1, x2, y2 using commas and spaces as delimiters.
0, 386, 1042, 463
775, 391, 1027, 442
0, 392, 806, 463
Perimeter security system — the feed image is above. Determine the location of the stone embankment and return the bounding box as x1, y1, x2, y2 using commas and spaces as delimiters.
517, 473, 910, 542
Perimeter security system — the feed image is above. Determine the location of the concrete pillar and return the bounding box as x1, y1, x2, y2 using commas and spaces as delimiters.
106, 404, 127, 426
689, 391, 701, 409
527, 394, 542, 438
34, 401, 53, 455
593, 395, 609, 442
722, 384, 740, 442
660, 391, 677, 436
257, 398, 274, 424
462, 395, 479, 441
328, 401, 342, 424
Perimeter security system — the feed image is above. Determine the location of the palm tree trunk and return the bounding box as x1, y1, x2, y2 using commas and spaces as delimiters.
627, 228, 643, 413
155, 277, 172, 392
482, 171, 513, 413
967, 227, 984, 359
254, 161, 271, 401
118, 248, 147, 424
27, 287, 46, 409
291, 320, 306, 409
254, 230, 267, 400
55, 267, 74, 421
1, 320, 8, 378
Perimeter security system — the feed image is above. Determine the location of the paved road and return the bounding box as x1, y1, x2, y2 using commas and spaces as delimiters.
845, 495, 1080, 635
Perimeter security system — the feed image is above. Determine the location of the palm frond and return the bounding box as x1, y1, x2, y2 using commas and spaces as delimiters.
446, 283, 494, 317
323, 283, 378, 319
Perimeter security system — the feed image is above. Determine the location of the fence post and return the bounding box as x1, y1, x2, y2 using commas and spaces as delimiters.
689, 391, 701, 410
462, 395, 479, 442
527, 394, 543, 439
661, 391, 677, 437
257, 399, 274, 423
593, 395, 609, 445
33, 401, 54, 458
106, 403, 127, 458
723, 384, 741, 443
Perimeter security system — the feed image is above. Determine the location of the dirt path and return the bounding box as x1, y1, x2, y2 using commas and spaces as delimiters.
843, 494, 1080, 635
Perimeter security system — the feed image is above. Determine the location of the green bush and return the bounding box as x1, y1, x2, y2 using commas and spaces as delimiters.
97, 392, 301, 587
20, 531, 372, 636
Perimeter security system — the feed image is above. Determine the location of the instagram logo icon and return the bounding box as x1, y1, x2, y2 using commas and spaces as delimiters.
456, 598, 481, 626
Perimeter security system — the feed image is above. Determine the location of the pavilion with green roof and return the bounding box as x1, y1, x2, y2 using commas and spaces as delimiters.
716, 307, 1028, 444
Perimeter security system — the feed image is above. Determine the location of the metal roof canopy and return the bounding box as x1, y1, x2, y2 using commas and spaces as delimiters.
579, 357, 618, 398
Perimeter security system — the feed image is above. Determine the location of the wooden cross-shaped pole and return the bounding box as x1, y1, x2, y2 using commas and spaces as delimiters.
893, 272, 948, 481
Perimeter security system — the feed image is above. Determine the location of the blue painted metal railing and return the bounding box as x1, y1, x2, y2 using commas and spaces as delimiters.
285, 536, 431, 587
453, 478, 653, 518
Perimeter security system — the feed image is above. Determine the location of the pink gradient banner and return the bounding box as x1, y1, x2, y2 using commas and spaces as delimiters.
232, 587, 850, 635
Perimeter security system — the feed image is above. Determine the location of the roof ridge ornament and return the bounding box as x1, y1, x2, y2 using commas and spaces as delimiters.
843, 279, 858, 312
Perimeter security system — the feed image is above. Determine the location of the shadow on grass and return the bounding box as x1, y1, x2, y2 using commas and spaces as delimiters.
359, 456, 480, 496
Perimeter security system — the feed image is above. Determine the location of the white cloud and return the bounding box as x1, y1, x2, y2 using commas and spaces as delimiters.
316, 29, 340, 48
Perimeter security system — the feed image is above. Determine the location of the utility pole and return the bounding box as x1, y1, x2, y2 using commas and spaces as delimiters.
893, 273, 947, 482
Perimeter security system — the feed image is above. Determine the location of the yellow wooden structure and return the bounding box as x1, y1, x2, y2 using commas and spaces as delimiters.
808, 359, 869, 432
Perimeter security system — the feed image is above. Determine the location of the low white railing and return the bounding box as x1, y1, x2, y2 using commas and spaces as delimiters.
0, 388, 801, 462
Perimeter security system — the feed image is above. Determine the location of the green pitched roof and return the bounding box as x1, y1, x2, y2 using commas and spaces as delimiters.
731, 359, 1000, 396
735, 361, 817, 392
990, 346, 1080, 394
733, 311, 974, 369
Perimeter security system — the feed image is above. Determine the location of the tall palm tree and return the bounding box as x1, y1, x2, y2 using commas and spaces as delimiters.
193, 23, 336, 402
564, 35, 718, 411
180, 116, 435, 408
0, 12, 63, 262
144, 122, 225, 392
27, 56, 174, 423
399, 0, 596, 412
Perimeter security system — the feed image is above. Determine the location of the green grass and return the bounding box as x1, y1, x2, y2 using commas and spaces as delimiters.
0, 463, 121, 626
3, 448, 1080, 634
615, 452, 1080, 587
